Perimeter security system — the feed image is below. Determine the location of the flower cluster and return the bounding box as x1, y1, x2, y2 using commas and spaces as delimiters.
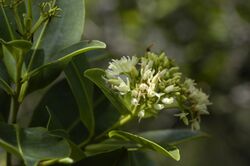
178, 78, 211, 130
40, 0, 61, 18
104, 52, 210, 129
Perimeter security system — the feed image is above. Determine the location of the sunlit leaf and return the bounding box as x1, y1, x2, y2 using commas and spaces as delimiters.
24, 40, 106, 89
139, 129, 208, 145
108, 130, 180, 161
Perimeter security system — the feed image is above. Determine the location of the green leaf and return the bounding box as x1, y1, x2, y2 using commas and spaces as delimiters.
0, 122, 19, 157
0, 60, 13, 95
93, 95, 120, 136
49, 40, 106, 63
32, 0, 85, 58
76, 148, 129, 166
0, 122, 71, 166
0, 6, 16, 40
45, 130, 86, 162
30, 80, 79, 130
139, 129, 208, 145
65, 55, 94, 137
2, 45, 16, 82
0, 39, 32, 51
30, 80, 88, 144
85, 139, 136, 157
108, 130, 180, 161
84, 68, 130, 115
0, 59, 12, 95
68, 140, 86, 162
19, 127, 71, 166
0, 39, 32, 83
25, 40, 106, 86
0, 76, 13, 95
25, 49, 45, 71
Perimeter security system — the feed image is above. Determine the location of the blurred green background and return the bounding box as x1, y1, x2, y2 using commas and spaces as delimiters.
84, 0, 250, 165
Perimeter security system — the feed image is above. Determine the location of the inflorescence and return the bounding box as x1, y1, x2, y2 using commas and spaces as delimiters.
104, 52, 211, 130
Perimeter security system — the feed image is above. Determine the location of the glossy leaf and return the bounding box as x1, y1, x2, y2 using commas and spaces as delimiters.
108, 130, 180, 161
65, 55, 94, 137
30, 80, 88, 144
44, 130, 86, 162
30, 80, 79, 130
0, 5, 17, 40
0, 39, 32, 51
0, 77, 13, 95
84, 68, 129, 115
93, 95, 120, 136
32, 0, 85, 58
25, 40, 106, 84
0, 122, 19, 157
19, 127, 71, 166
0, 122, 71, 166
139, 129, 208, 145
68, 140, 86, 162
85, 139, 136, 157
0, 62, 13, 95
2, 45, 16, 82
49, 40, 106, 62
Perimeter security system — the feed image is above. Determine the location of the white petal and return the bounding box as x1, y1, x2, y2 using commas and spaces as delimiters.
162, 97, 174, 104
154, 104, 164, 110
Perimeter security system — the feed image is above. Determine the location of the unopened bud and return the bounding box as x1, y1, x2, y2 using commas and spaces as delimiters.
154, 104, 164, 110
162, 97, 174, 105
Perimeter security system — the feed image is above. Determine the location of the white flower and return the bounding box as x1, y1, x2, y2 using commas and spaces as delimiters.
154, 104, 164, 110
131, 98, 139, 105
174, 112, 189, 125
191, 119, 200, 130
155, 92, 165, 100
138, 110, 145, 118
106, 56, 138, 78
104, 52, 210, 127
131, 89, 139, 97
147, 83, 156, 97
164, 85, 175, 93
139, 83, 148, 91
113, 77, 130, 95
162, 97, 174, 105
142, 69, 154, 80
184, 78, 211, 114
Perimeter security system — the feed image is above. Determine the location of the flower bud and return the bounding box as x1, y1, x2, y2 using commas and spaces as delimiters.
139, 83, 148, 91
131, 89, 139, 97
58, 157, 74, 164
162, 97, 174, 104
154, 104, 164, 110
138, 110, 145, 118
131, 98, 139, 105
164, 85, 175, 93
